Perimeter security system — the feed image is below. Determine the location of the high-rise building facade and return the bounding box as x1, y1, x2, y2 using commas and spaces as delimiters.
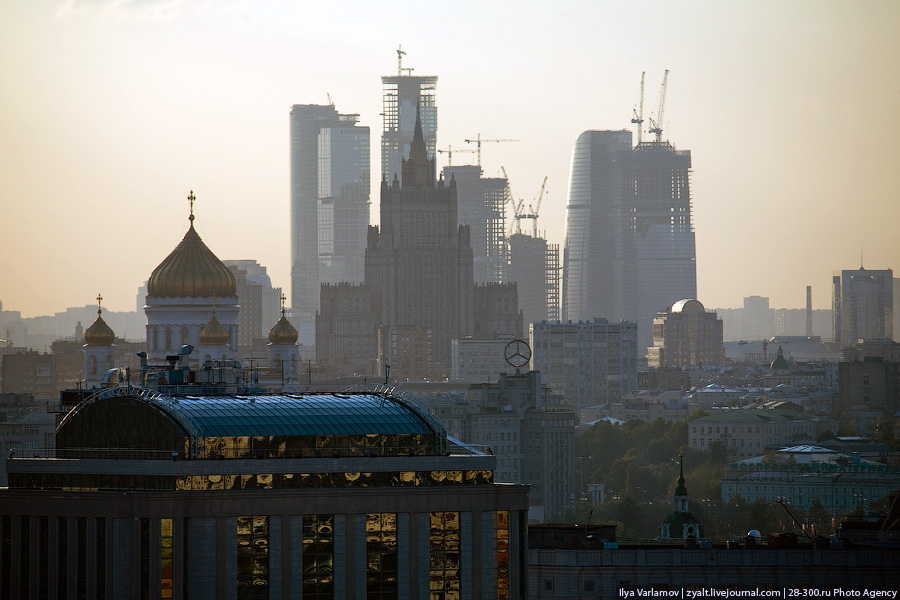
289, 104, 370, 317
530, 318, 638, 411
508, 233, 560, 327
624, 141, 697, 353
562, 131, 697, 355
443, 165, 508, 284
562, 130, 632, 324
381, 68, 436, 182
833, 267, 894, 347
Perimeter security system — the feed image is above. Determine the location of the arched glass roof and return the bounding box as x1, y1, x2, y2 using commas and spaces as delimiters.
57, 387, 448, 458
154, 392, 443, 438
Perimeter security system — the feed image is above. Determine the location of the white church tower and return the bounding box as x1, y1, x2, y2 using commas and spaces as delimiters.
83, 293, 116, 388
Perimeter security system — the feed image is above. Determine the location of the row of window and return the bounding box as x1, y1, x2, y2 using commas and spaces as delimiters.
10, 469, 496, 492
694, 424, 813, 435
2, 510, 511, 600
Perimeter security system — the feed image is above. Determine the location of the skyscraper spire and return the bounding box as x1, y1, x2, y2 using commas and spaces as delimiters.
401, 103, 435, 187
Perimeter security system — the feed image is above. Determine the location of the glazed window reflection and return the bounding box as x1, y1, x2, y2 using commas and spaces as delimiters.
14, 468, 493, 492
303, 514, 334, 600
161, 518, 174, 599
496, 511, 510, 600
366, 513, 398, 599
237, 516, 268, 599
429, 512, 460, 600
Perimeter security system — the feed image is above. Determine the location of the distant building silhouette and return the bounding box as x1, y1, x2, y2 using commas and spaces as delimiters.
508, 233, 560, 327
224, 260, 282, 354
743, 295, 772, 340
833, 266, 894, 347
562, 131, 696, 355
289, 103, 370, 319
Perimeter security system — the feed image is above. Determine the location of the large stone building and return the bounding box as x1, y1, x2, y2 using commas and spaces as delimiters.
316, 111, 521, 381
688, 409, 837, 459
721, 445, 900, 515
530, 318, 638, 411
646, 299, 724, 368
1, 372, 527, 598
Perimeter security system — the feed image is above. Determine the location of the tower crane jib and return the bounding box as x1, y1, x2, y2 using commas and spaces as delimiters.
631, 71, 645, 145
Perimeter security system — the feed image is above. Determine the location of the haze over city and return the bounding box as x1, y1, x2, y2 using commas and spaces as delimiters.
1, 0, 898, 317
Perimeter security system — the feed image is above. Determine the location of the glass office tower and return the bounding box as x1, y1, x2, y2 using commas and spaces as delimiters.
562, 130, 632, 323
289, 104, 369, 316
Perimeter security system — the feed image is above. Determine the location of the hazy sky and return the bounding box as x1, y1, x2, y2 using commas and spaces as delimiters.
2, 0, 898, 318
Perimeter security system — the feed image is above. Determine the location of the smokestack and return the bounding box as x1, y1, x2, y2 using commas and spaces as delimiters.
806, 286, 813, 337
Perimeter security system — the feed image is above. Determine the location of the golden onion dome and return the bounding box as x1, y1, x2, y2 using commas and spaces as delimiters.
268, 310, 298, 345
147, 221, 236, 299
199, 312, 231, 346
84, 310, 115, 346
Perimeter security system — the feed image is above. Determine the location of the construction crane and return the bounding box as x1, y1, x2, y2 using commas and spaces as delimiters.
396, 45, 406, 75
436, 145, 475, 167
502, 167, 526, 237
631, 71, 645, 144
648, 69, 669, 143
464, 133, 520, 168
515, 176, 548, 237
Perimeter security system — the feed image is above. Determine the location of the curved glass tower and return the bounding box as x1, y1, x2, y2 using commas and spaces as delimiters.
562, 130, 632, 323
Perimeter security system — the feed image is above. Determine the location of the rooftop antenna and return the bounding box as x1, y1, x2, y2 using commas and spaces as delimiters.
631, 71, 645, 144
326, 92, 334, 106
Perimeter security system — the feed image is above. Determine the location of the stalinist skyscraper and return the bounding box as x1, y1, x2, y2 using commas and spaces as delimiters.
317, 110, 521, 380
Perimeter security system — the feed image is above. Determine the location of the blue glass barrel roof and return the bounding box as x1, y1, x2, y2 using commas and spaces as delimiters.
153, 393, 444, 438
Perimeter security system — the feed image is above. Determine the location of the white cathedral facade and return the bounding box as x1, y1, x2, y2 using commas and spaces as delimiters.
81, 192, 298, 385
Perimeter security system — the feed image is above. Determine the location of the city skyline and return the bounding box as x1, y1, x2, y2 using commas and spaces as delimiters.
1, 1, 899, 317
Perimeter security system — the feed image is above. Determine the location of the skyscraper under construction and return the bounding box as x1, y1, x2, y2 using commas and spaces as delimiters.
563, 124, 696, 356
381, 47, 437, 182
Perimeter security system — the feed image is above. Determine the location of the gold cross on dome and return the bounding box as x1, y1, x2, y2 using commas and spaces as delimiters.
96, 293, 103, 315
280, 293, 287, 314
188, 190, 196, 222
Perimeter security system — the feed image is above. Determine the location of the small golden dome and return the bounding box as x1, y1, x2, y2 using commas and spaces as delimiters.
199, 312, 230, 345
84, 310, 115, 346
268, 310, 298, 345
147, 222, 236, 299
